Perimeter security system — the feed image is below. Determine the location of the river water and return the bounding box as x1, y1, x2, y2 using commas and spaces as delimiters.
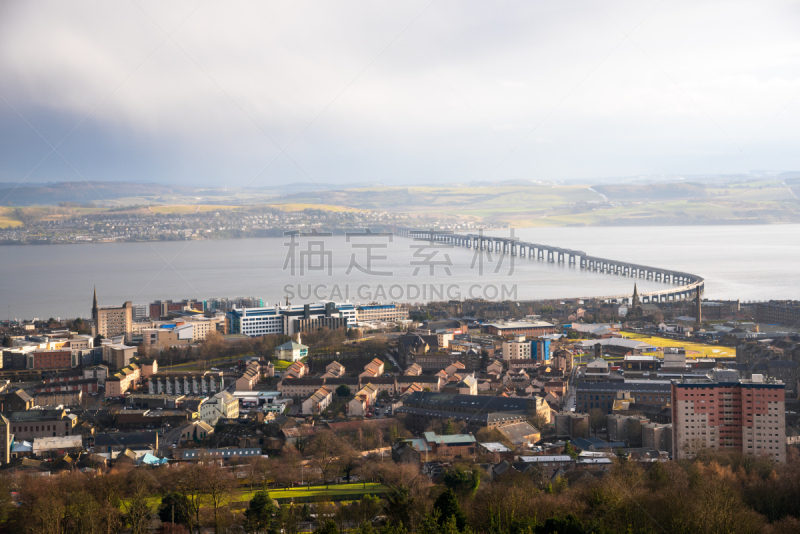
1, 225, 798, 320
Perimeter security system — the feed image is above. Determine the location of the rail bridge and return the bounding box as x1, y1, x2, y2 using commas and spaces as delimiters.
394, 227, 704, 304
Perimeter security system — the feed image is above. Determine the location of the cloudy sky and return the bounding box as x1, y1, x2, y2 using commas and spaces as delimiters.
1, 0, 799, 188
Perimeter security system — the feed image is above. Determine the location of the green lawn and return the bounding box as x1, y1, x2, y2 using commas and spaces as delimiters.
273, 359, 294, 371
622, 333, 735, 358
267, 483, 389, 500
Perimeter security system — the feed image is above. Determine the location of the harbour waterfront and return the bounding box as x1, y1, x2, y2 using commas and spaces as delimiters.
1, 224, 798, 320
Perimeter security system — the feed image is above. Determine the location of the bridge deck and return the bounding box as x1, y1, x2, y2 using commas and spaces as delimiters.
395, 226, 704, 303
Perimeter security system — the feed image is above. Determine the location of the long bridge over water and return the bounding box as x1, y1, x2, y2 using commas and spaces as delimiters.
395, 227, 704, 304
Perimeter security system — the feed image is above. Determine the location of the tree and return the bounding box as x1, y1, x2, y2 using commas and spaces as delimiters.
625, 419, 642, 447
338, 447, 362, 483
563, 441, 578, 460
245, 456, 271, 489
202, 463, 237, 534
589, 408, 605, 436
385, 486, 414, 529
352, 494, 382, 526
244, 491, 279, 534
442, 468, 480, 498
443, 420, 455, 435
336, 384, 351, 397
158, 492, 192, 527
170, 464, 206, 532
314, 519, 339, 534
432, 489, 467, 531
529, 413, 547, 432
123, 470, 156, 534
1, 336, 11, 348
308, 431, 348, 487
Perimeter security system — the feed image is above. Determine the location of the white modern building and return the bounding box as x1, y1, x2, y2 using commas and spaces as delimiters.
228, 302, 357, 337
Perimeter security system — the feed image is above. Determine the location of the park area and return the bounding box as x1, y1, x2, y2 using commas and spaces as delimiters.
621, 332, 735, 359
267, 483, 390, 503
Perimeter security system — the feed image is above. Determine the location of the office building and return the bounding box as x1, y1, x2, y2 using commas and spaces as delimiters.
355, 304, 409, 323
482, 321, 556, 336
228, 302, 356, 337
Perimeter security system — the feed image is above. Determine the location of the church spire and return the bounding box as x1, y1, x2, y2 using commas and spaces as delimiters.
632, 283, 639, 307
92, 286, 98, 321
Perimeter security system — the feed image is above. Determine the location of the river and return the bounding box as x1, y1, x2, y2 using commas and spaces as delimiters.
1, 225, 797, 320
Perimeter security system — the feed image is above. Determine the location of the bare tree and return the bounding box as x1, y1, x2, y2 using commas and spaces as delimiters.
201, 463, 237, 534
170, 464, 206, 532
245, 456, 270, 490
307, 431, 348, 487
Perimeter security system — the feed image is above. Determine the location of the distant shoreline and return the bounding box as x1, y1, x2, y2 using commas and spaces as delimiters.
1, 219, 793, 246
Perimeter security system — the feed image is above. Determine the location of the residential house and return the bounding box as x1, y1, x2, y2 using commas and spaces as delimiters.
302, 386, 333, 415
200, 391, 239, 425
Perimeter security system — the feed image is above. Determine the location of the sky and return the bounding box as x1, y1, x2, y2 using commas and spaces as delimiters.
1, 0, 800, 189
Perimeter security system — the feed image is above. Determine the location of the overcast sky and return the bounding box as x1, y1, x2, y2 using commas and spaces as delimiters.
1, 0, 799, 188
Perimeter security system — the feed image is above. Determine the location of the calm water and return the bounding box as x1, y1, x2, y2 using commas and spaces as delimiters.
1, 225, 798, 320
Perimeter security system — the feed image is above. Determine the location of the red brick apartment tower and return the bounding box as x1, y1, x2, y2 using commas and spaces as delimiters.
672, 374, 786, 462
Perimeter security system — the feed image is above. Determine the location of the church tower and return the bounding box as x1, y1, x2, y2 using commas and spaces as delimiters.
631, 283, 640, 308
92, 286, 99, 322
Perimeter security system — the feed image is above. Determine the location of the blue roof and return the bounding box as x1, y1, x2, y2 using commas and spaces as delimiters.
139, 453, 168, 465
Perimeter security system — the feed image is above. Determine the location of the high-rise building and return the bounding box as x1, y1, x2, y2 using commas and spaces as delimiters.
672, 370, 786, 462
92, 288, 133, 342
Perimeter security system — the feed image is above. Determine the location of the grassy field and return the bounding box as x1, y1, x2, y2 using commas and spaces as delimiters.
273, 359, 294, 371
123, 483, 389, 512
0, 208, 23, 228
621, 332, 735, 359
275, 181, 800, 227
267, 483, 389, 500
